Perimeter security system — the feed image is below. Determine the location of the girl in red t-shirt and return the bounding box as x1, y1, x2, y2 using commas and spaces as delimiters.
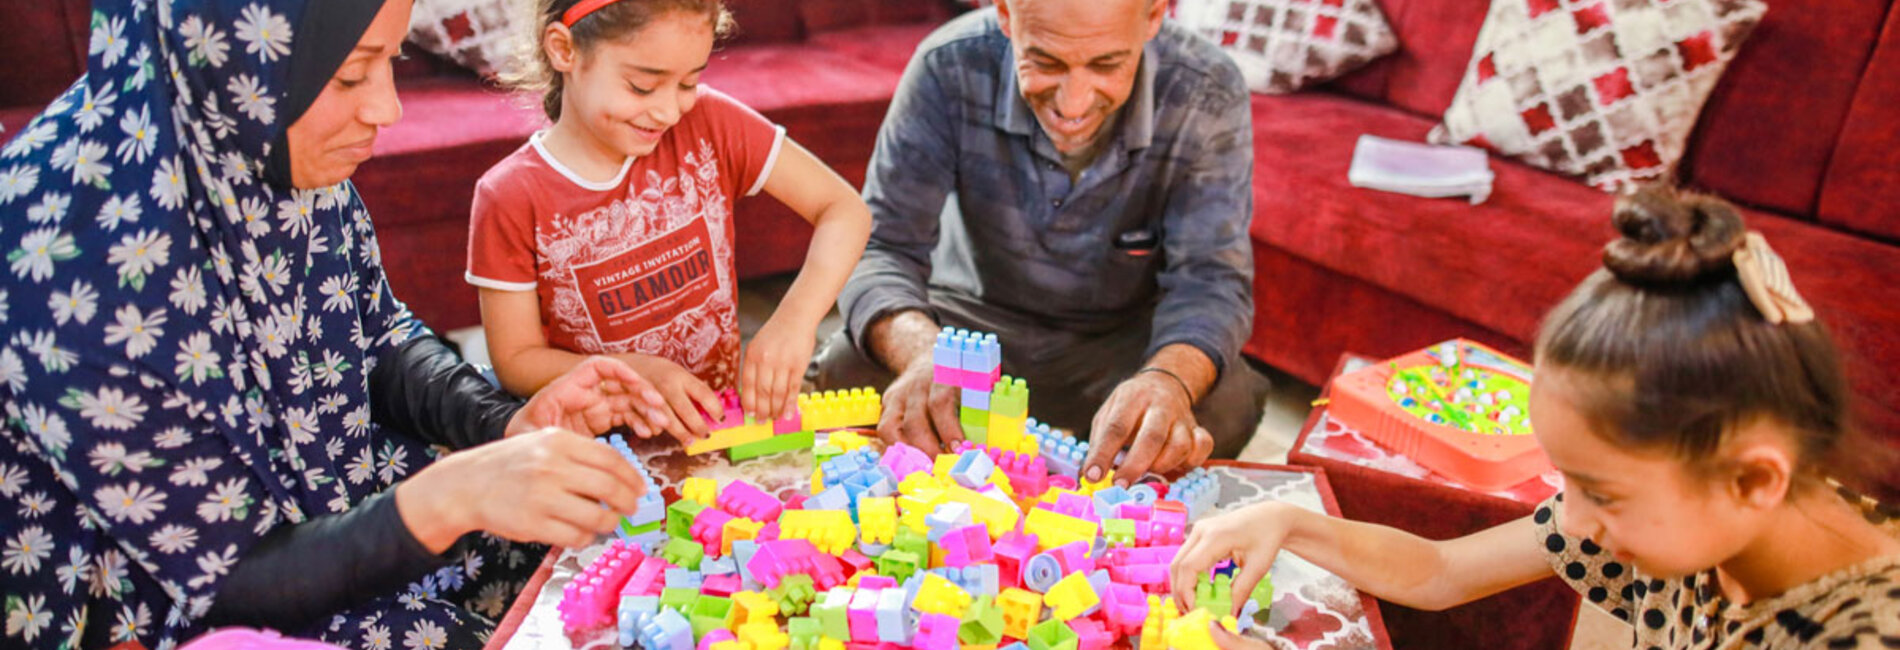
468, 0, 871, 444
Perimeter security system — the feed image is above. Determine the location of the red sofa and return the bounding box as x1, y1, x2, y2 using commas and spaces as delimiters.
1243, 0, 1900, 486
0, 0, 955, 332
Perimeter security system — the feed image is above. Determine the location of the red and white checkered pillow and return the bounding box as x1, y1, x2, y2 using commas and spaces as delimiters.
1176, 0, 1399, 94
1429, 0, 1766, 190
407, 0, 520, 79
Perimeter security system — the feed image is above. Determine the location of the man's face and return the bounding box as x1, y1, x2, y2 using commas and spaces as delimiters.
998, 0, 1165, 154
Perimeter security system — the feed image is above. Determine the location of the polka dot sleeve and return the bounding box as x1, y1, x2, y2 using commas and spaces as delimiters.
1534, 493, 1638, 622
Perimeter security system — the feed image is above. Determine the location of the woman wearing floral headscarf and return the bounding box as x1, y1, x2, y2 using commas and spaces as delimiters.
0, 0, 676, 647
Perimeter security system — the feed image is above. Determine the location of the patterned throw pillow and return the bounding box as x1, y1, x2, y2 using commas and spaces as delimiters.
407, 0, 519, 79
1428, 0, 1767, 190
1175, 0, 1399, 94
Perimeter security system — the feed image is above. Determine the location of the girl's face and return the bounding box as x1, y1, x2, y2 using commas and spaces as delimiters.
285, 0, 412, 189
552, 11, 715, 158
1529, 369, 1770, 579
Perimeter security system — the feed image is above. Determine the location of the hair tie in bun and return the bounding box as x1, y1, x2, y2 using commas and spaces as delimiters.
1733, 232, 1814, 325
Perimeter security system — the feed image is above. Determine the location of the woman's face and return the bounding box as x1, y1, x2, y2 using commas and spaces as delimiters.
284, 0, 413, 189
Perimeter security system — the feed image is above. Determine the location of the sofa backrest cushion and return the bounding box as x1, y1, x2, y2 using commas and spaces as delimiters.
726, 0, 806, 45
1678, 0, 1892, 219
0, 0, 90, 112
1816, 7, 1900, 243
799, 0, 953, 34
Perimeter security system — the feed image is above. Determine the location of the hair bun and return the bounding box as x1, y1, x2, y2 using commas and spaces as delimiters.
1602, 185, 1748, 285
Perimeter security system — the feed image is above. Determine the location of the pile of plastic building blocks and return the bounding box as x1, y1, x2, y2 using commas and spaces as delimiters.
561, 330, 1272, 650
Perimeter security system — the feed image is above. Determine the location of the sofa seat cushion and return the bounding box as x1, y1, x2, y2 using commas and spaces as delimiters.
807, 23, 944, 75
1248, 90, 1900, 440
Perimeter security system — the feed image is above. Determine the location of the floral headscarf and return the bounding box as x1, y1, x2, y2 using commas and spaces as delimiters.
0, 0, 463, 646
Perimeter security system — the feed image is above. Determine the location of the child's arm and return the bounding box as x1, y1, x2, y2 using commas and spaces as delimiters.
1169, 501, 1552, 615
479, 288, 720, 444
741, 138, 874, 420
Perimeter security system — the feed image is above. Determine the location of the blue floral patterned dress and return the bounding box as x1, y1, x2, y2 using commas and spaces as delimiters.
0, 1, 537, 648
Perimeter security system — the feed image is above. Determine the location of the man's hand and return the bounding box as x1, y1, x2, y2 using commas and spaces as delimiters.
876, 357, 964, 453
1083, 370, 1214, 484
505, 356, 671, 439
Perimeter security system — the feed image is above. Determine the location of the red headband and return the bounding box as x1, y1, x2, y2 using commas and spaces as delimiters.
561, 0, 622, 27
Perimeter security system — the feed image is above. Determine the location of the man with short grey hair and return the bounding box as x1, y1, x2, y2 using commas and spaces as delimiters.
813, 0, 1267, 484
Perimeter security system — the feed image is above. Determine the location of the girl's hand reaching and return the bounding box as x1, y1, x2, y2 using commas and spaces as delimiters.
1171, 501, 1302, 617
740, 315, 815, 421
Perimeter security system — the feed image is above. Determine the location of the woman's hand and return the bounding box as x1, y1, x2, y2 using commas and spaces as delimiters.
740, 315, 816, 421
396, 428, 650, 551
1212, 624, 1282, 649
1171, 501, 1303, 616
618, 353, 724, 446
505, 355, 670, 439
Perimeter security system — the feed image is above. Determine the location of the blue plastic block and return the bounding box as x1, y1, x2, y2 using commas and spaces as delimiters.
665, 568, 704, 590
635, 608, 694, 650
807, 484, 853, 511
701, 556, 737, 576
876, 585, 913, 644
950, 449, 996, 489
961, 387, 992, 411
732, 540, 760, 582
925, 503, 974, 543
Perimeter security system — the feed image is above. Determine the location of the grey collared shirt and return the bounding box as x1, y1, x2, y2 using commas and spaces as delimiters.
840, 10, 1255, 377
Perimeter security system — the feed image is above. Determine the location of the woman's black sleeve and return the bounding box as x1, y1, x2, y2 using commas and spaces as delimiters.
201, 490, 460, 632
368, 334, 524, 450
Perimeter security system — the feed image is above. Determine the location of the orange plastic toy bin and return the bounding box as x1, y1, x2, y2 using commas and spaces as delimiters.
1327, 339, 1553, 491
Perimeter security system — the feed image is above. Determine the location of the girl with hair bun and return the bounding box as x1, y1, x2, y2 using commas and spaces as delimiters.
1170, 187, 1900, 649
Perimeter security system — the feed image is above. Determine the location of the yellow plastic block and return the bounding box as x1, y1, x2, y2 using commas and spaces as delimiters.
898, 472, 945, 496
1140, 596, 1178, 650
723, 517, 763, 556
1164, 608, 1219, 650
897, 492, 944, 535
738, 620, 789, 650
817, 638, 845, 650
1077, 470, 1115, 497
987, 413, 1025, 452
811, 468, 825, 495
709, 641, 745, 650
996, 588, 1043, 639
681, 477, 718, 507
933, 454, 959, 478
780, 510, 857, 555
686, 421, 772, 454
911, 572, 973, 618
1042, 571, 1100, 620
799, 388, 881, 430
1024, 507, 1098, 552
732, 590, 780, 625
858, 497, 897, 546
828, 431, 872, 452
986, 471, 1015, 499
941, 485, 1021, 539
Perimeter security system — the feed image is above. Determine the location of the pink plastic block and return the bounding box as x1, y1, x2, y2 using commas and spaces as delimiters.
914, 612, 961, 648
691, 507, 734, 552
879, 442, 932, 482
702, 574, 741, 598
840, 548, 874, 575
1100, 582, 1150, 635
1049, 493, 1099, 522
989, 449, 1050, 497
1048, 475, 1078, 491
848, 590, 882, 641
774, 405, 803, 434
621, 556, 672, 597
858, 575, 898, 590
1048, 541, 1095, 574
698, 629, 736, 650
559, 540, 646, 632
1116, 503, 1153, 521
939, 525, 994, 567
808, 553, 848, 590
699, 389, 747, 430
717, 482, 785, 522
758, 521, 781, 542
993, 530, 1039, 590
746, 538, 819, 589
1070, 618, 1113, 650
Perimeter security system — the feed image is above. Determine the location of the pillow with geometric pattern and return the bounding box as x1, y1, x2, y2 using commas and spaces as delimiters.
1428, 0, 1767, 190
1175, 0, 1399, 95
407, 0, 520, 79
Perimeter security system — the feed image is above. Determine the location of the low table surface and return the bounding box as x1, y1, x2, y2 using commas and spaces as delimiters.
487, 436, 1395, 650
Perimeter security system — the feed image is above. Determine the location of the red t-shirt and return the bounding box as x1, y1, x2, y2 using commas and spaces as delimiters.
467, 87, 784, 390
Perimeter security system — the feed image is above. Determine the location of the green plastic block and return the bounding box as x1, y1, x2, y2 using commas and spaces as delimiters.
811, 590, 851, 640
620, 516, 664, 538
991, 376, 1029, 418
812, 443, 844, 466
666, 499, 706, 540
876, 549, 921, 584
729, 430, 815, 461
959, 595, 1004, 645
1196, 573, 1234, 619
788, 617, 821, 650
660, 587, 699, 614
660, 536, 705, 570
770, 574, 817, 616
687, 595, 734, 640
1103, 518, 1136, 548
1250, 572, 1275, 611
959, 406, 988, 440
1026, 618, 1079, 650
894, 526, 928, 561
